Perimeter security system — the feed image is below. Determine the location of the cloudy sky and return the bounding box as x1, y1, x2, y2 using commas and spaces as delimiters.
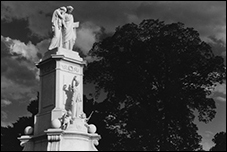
1, 1, 226, 150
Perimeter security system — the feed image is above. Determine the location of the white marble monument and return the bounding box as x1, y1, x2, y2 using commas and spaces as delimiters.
18, 6, 101, 151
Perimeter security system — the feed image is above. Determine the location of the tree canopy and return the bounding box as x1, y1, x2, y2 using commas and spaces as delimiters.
84, 19, 226, 151
210, 132, 226, 151
1, 94, 38, 151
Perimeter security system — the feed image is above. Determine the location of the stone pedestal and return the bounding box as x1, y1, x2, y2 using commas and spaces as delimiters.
18, 47, 101, 151
19, 129, 100, 151
34, 47, 86, 136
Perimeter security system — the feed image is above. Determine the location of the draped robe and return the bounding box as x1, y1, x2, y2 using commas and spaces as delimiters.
62, 13, 77, 50
49, 9, 65, 50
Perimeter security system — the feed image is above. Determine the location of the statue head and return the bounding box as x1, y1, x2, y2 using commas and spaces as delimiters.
73, 76, 79, 86
60, 6, 67, 12
66, 6, 74, 13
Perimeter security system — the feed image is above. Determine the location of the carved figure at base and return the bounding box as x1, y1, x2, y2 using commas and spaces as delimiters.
80, 111, 96, 133
59, 110, 73, 130
79, 113, 88, 128
81, 111, 93, 124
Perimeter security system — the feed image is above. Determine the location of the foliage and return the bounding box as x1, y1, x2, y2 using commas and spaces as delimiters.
84, 19, 226, 151
210, 132, 226, 151
1, 94, 39, 151
27, 92, 39, 116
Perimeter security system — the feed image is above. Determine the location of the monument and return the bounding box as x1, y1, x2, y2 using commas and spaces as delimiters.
18, 6, 101, 151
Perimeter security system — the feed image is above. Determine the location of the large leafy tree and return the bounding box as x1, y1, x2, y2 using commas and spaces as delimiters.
84, 19, 226, 151
210, 132, 226, 151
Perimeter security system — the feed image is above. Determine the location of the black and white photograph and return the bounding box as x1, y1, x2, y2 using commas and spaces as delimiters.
1, 1, 226, 151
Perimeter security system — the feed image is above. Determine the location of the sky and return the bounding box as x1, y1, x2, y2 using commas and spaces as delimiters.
1, 1, 226, 150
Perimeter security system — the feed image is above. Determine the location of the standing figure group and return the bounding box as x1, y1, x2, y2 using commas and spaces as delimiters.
49, 6, 79, 51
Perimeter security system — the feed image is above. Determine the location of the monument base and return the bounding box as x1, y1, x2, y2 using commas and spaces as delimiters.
18, 47, 101, 151
41, 47, 84, 63
34, 47, 86, 136
19, 129, 101, 151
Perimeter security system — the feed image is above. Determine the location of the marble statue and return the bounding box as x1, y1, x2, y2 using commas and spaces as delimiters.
71, 76, 82, 119
62, 6, 79, 50
19, 16, 101, 149
49, 6, 67, 50
60, 111, 73, 130
49, 6, 79, 51
80, 112, 93, 125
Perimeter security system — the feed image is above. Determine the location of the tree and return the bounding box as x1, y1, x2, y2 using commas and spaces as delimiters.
84, 19, 226, 151
1, 94, 39, 151
27, 92, 39, 117
210, 132, 226, 151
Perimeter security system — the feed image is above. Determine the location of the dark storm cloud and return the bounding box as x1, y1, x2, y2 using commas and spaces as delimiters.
1, 36, 39, 87
1, 99, 12, 107
1, 1, 56, 39
1, 36, 40, 62
1, 36, 39, 111
134, 1, 226, 43
2, 57, 37, 86
1, 18, 41, 44
1, 111, 11, 127
208, 36, 226, 65
72, 1, 139, 30
135, 1, 225, 24
1, 1, 225, 45
1, 38, 12, 58
1, 1, 115, 54
1, 1, 225, 94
